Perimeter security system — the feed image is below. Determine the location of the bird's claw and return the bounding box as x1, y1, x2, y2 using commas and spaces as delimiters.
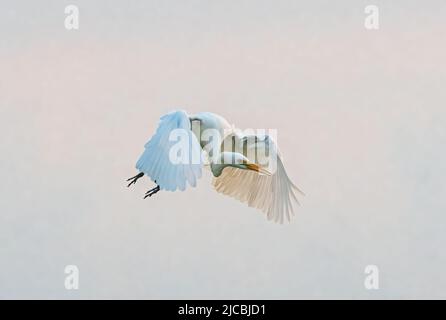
126, 172, 144, 188
144, 185, 160, 199
127, 179, 137, 188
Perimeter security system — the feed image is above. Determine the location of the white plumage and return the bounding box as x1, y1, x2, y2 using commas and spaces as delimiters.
129, 110, 303, 223
135, 111, 203, 191
214, 132, 303, 223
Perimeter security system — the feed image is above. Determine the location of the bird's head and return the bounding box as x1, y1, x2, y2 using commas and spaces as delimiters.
210, 152, 271, 177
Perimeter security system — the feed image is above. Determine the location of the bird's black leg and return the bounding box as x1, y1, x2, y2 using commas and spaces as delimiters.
126, 172, 144, 187
144, 184, 161, 199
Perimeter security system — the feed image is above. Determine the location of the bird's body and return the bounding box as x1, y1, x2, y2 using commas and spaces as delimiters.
127, 110, 303, 223
190, 112, 232, 143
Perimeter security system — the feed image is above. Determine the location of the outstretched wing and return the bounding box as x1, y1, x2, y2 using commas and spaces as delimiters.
136, 110, 204, 191
213, 134, 303, 223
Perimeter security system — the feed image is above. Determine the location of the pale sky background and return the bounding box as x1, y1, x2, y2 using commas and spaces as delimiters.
1, 0, 445, 299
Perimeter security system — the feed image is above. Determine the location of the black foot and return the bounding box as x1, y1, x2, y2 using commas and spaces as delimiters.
144, 185, 161, 199
127, 172, 144, 187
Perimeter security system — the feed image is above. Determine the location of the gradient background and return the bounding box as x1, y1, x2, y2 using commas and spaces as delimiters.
1, 0, 445, 299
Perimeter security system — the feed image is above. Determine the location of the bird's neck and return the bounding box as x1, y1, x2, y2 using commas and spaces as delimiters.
210, 162, 244, 177
209, 152, 245, 177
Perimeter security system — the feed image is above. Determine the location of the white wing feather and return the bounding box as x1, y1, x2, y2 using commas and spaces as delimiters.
136, 110, 203, 191
213, 134, 302, 223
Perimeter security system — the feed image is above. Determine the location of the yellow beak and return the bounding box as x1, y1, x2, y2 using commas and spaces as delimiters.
245, 163, 272, 176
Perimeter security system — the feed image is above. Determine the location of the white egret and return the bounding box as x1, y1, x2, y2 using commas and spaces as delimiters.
127, 110, 303, 223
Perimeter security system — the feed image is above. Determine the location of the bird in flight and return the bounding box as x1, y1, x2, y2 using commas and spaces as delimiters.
127, 110, 303, 223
